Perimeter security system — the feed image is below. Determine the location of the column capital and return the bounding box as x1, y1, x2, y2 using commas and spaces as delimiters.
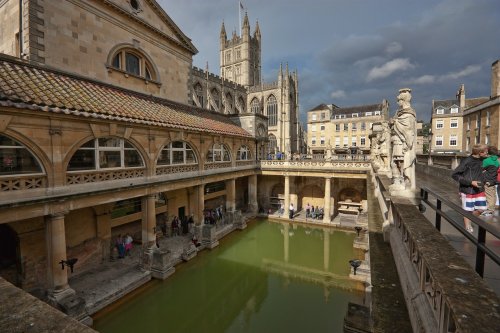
48, 210, 68, 219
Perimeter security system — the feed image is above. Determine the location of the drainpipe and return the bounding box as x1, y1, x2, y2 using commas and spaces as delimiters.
19, 0, 23, 58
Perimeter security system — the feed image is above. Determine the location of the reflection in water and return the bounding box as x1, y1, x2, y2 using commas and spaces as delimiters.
93, 220, 365, 333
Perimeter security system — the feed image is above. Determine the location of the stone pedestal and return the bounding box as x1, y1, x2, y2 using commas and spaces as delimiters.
229, 210, 246, 230
151, 249, 175, 280
201, 224, 219, 249
181, 243, 197, 261
48, 289, 92, 326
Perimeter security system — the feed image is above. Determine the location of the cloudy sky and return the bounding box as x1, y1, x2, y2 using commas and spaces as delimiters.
160, 0, 500, 124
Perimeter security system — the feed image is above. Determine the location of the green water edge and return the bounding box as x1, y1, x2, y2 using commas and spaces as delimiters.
93, 219, 366, 333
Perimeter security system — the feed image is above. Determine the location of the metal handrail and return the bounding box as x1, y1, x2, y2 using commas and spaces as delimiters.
420, 186, 500, 277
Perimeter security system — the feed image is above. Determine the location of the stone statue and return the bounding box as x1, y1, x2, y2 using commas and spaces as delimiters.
389, 88, 416, 192
379, 121, 391, 173
370, 133, 382, 170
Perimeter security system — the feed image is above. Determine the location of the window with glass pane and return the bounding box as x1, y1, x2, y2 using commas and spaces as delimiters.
251, 98, 260, 114
435, 136, 443, 146
360, 137, 366, 146
336, 124, 340, 131
361, 122, 366, 130
268, 135, 277, 153
450, 119, 458, 128
195, 84, 204, 108
158, 141, 197, 165
237, 146, 250, 160
344, 123, 349, 131
68, 138, 143, 171
112, 54, 121, 69
0, 135, 43, 175
267, 95, 277, 126
125, 53, 140, 76
450, 136, 457, 146
335, 137, 340, 147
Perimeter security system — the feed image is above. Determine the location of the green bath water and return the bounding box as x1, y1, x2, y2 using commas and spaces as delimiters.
93, 220, 366, 332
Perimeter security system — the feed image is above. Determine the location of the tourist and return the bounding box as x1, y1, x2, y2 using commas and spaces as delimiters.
124, 234, 133, 256
451, 144, 488, 233
481, 145, 499, 217
115, 234, 125, 259
289, 203, 294, 219
306, 203, 311, 218
171, 216, 179, 236
279, 202, 284, 216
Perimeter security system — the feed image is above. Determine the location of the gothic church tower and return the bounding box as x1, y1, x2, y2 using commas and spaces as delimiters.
219, 13, 261, 88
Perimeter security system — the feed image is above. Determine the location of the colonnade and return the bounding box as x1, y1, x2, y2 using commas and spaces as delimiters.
282, 175, 333, 223
43, 174, 258, 299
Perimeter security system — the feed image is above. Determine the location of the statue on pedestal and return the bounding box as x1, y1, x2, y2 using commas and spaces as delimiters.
389, 88, 416, 193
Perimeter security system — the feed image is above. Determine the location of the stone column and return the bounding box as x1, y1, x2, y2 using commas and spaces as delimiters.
142, 194, 157, 248
284, 175, 290, 217
46, 212, 74, 300
226, 178, 236, 212
248, 174, 258, 213
323, 177, 332, 223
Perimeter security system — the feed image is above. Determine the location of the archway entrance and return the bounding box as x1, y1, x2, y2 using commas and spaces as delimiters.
0, 224, 20, 286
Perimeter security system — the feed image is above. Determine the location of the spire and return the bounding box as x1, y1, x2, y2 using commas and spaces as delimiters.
286, 62, 289, 76
243, 12, 250, 29
220, 21, 227, 39
242, 12, 250, 39
254, 20, 261, 40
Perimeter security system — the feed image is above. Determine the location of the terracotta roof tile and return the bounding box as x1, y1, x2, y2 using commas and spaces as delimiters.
0, 56, 251, 138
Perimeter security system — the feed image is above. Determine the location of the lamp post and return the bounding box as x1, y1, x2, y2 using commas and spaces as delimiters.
427, 128, 433, 166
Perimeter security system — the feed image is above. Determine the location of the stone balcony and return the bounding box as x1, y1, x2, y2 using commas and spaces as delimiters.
260, 154, 371, 174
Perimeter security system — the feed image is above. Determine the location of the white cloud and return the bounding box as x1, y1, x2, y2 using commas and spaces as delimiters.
441, 65, 481, 80
366, 58, 414, 82
408, 75, 436, 85
330, 90, 346, 99
385, 42, 402, 55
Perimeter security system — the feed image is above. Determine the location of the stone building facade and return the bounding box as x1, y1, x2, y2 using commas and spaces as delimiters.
0, 1, 363, 323
190, 13, 301, 155
462, 60, 500, 152
307, 101, 389, 155
431, 84, 488, 154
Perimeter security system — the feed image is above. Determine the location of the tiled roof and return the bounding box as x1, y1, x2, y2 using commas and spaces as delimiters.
309, 104, 329, 111
0, 56, 251, 138
433, 97, 489, 112
332, 103, 382, 116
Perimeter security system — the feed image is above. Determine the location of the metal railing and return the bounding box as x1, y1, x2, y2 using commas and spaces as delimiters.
420, 186, 500, 277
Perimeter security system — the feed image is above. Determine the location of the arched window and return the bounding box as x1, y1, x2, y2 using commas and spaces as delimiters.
206, 144, 231, 162
157, 141, 197, 165
238, 96, 245, 113
67, 138, 143, 171
251, 98, 260, 114
109, 47, 157, 81
0, 135, 43, 175
194, 83, 204, 108
268, 134, 277, 154
267, 95, 278, 126
236, 145, 251, 160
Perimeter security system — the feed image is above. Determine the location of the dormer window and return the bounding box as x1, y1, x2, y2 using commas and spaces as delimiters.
436, 108, 444, 115
450, 106, 458, 113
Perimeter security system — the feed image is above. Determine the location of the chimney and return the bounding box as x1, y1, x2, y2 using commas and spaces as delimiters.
457, 84, 465, 108
492, 60, 500, 98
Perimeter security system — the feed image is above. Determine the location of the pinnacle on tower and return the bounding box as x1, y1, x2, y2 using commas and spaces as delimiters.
254, 20, 261, 40
220, 21, 227, 39
243, 12, 250, 29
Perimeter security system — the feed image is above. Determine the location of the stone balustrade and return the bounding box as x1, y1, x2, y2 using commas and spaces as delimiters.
260, 157, 371, 171
0, 174, 47, 191
372, 169, 500, 333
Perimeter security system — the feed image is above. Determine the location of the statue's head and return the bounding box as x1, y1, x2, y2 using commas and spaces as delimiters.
397, 88, 412, 108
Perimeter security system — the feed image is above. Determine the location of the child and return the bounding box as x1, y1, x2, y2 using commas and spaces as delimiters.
481, 145, 499, 216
